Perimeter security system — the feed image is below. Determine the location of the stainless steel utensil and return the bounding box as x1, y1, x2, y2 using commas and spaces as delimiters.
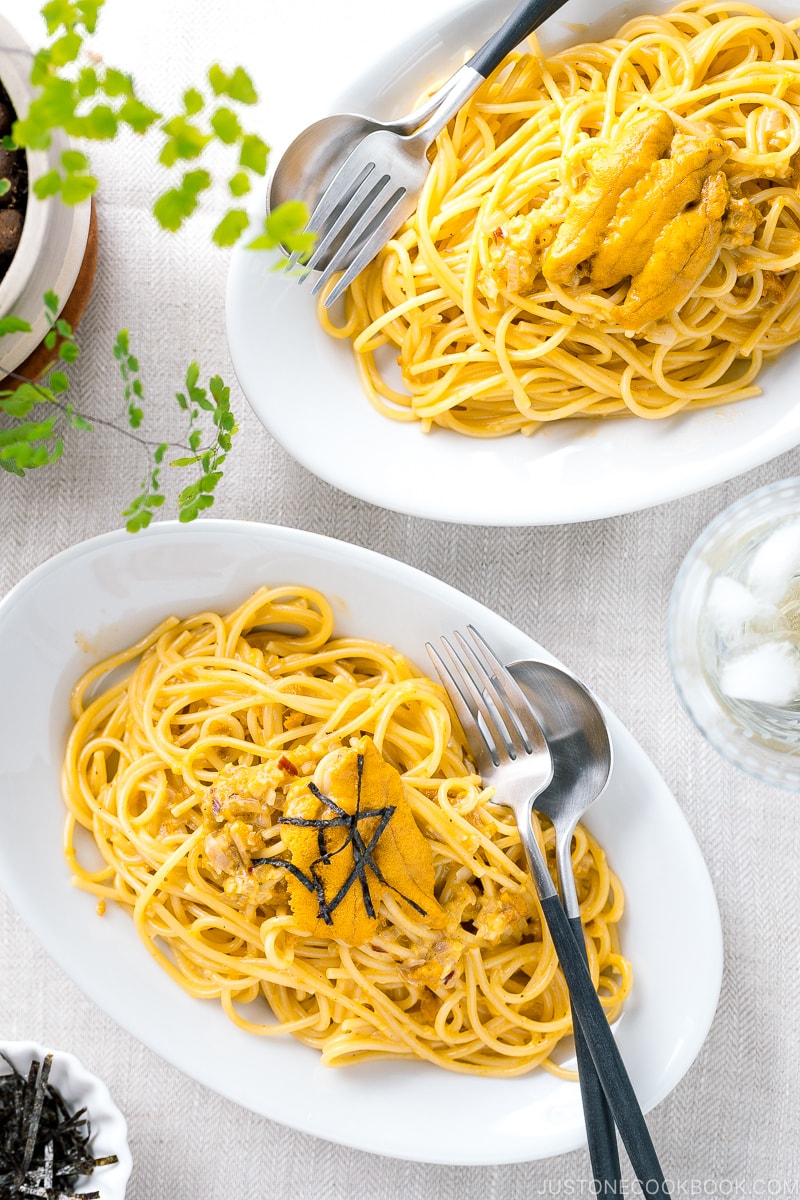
509, 654, 620, 1190
278, 0, 569, 307
268, 79, 462, 223
428, 628, 668, 1196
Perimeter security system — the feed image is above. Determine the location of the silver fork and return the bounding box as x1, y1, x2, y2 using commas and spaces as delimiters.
293, 0, 571, 307
428, 629, 669, 1196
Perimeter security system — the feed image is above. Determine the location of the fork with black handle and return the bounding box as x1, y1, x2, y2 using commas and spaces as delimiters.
294, 0, 572, 306
428, 631, 668, 1196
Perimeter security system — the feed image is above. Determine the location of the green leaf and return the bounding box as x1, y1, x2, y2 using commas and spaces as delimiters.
2, 382, 47, 411
152, 169, 211, 231
60, 171, 97, 204
210, 106, 241, 145
212, 208, 249, 247
77, 0, 103, 35
228, 171, 250, 198
209, 375, 229, 404
103, 67, 134, 97
29, 49, 55, 90
183, 88, 204, 116
49, 370, 70, 394
41, 0, 75, 35
207, 64, 258, 104
78, 104, 119, 139
33, 170, 63, 199
0, 416, 57, 446
0, 316, 33, 337
28, 77, 77, 131
0, 392, 35, 418
159, 115, 211, 165
77, 66, 99, 97
60, 148, 89, 172
238, 133, 268, 175
125, 510, 151, 532
49, 31, 82, 66
118, 97, 160, 134
199, 470, 222, 492
44, 291, 60, 315
0, 179, 9, 197
248, 202, 312, 254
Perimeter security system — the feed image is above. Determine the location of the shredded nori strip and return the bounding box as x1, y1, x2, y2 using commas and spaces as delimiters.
0, 1052, 119, 1199
254, 751, 428, 923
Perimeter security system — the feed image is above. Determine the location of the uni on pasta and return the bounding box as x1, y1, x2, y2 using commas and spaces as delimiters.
319, 2, 800, 436
62, 585, 630, 1077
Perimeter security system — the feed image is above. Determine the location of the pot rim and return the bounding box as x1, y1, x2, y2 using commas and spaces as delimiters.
0, 13, 92, 377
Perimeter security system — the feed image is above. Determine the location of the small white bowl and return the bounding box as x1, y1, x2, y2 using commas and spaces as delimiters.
0, 1040, 132, 1198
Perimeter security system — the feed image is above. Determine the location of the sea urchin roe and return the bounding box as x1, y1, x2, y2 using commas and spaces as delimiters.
277, 737, 448, 945
542, 110, 676, 285
543, 111, 739, 328
0, 1052, 118, 1199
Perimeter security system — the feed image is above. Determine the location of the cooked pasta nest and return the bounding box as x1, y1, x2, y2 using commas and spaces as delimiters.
62, 585, 631, 1076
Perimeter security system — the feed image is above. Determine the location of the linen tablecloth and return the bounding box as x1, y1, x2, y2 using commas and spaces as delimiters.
2, 0, 799, 1194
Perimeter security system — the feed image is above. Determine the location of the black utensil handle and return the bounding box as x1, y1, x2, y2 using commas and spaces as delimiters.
568, 912, 623, 1190
466, 0, 569, 79
541, 893, 669, 1196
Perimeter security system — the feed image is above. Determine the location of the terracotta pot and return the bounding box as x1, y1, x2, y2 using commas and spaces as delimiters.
0, 13, 93, 379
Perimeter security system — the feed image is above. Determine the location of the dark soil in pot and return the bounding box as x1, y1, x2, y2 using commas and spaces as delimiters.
0, 80, 28, 283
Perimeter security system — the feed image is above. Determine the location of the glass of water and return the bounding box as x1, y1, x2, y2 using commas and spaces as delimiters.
668, 476, 800, 790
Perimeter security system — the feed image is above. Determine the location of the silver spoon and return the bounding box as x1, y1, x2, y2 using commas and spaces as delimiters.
268, 0, 567, 290
510, 658, 621, 1190
268, 78, 461, 220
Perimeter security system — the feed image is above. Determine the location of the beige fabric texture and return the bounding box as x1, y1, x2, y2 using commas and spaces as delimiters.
2, 1, 800, 1195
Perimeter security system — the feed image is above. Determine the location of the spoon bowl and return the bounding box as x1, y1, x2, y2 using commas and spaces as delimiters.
267, 82, 459, 223
510, 657, 613, 888
269, 113, 390, 217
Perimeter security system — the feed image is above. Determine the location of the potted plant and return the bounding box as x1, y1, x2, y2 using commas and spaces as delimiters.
0, 11, 94, 380
0, 0, 310, 527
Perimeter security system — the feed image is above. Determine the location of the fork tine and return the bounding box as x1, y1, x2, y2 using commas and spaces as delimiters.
450, 632, 534, 763
466, 626, 549, 755
426, 640, 496, 774
284, 162, 378, 276
428, 634, 529, 769
303, 169, 391, 277
313, 185, 406, 300
319, 188, 408, 305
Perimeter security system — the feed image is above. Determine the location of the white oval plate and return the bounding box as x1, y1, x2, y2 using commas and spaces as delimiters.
225, 0, 800, 526
0, 521, 722, 1165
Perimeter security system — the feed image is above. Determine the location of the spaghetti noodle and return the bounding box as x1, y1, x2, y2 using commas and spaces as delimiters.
62, 585, 630, 1076
319, 2, 800, 436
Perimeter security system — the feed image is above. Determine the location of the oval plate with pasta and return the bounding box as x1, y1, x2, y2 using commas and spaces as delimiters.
0, 521, 722, 1164
227, 0, 800, 525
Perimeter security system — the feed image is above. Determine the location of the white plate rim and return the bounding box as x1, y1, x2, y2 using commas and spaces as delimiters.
0, 519, 723, 1164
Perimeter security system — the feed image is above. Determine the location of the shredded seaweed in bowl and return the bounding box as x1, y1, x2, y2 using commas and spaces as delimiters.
0, 1052, 118, 1199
